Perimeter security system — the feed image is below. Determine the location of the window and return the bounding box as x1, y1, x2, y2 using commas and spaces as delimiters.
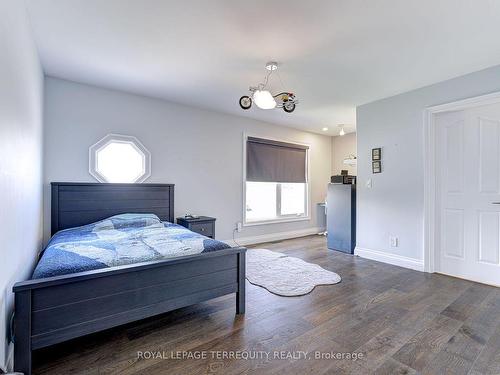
244, 136, 309, 224
89, 134, 151, 183
246, 182, 307, 222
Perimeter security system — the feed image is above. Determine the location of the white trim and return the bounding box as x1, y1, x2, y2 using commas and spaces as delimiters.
423, 90, 500, 273
243, 216, 311, 227
425, 91, 500, 113
241, 132, 311, 226
423, 108, 436, 273
222, 227, 324, 247
355, 247, 424, 272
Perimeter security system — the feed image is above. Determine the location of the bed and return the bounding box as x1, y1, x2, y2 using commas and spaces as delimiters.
13, 182, 246, 375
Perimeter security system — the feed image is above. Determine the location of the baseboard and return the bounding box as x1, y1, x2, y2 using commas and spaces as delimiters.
354, 247, 424, 272
222, 227, 324, 247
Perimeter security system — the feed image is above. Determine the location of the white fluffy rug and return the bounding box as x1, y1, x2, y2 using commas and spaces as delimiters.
246, 249, 341, 296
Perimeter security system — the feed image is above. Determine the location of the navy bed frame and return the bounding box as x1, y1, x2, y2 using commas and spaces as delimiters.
13, 182, 246, 375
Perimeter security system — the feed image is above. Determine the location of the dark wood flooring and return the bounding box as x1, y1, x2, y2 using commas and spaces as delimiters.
33, 235, 500, 375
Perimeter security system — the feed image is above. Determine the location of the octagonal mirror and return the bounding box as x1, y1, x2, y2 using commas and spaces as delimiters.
89, 134, 151, 183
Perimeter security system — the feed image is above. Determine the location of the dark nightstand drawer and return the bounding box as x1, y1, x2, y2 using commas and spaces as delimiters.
176, 216, 216, 239
190, 222, 214, 237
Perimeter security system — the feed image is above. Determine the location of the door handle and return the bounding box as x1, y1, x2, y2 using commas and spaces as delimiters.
493, 202, 500, 205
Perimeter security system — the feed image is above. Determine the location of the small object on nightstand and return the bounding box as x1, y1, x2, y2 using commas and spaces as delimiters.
176, 216, 216, 239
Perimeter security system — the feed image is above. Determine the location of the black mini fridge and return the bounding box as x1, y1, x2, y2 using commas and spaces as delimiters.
327, 183, 356, 254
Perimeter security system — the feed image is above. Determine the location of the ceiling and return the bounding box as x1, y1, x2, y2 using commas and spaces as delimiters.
27, 0, 500, 135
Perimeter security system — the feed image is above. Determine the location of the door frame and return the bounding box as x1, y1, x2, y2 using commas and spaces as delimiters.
423, 91, 500, 273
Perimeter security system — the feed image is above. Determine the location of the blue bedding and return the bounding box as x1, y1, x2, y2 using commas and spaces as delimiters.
32, 214, 230, 279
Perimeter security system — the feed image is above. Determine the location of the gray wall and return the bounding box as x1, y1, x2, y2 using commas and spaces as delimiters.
0, 0, 44, 370
331, 132, 357, 176
43, 77, 332, 243
357, 64, 500, 262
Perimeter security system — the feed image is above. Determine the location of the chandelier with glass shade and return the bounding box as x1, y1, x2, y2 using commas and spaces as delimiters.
239, 62, 298, 113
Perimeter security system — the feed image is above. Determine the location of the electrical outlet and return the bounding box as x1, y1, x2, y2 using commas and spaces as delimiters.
236, 222, 242, 233
390, 236, 399, 247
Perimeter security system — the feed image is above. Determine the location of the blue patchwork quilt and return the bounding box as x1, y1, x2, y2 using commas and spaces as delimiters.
32, 214, 230, 279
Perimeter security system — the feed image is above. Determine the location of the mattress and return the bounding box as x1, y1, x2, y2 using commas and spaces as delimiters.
32, 213, 230, 279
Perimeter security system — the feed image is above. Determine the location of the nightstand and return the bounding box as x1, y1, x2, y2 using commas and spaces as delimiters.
176, 216, 216, 239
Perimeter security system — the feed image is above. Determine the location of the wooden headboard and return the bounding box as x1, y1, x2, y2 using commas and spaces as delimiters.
51, 182, 175, 235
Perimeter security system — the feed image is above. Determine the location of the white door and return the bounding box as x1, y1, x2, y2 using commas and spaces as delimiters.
436, 102, 500, 286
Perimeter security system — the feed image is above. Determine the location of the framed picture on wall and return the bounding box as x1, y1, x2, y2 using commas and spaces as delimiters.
372, 147, 381, 161
372, 161, 382, 174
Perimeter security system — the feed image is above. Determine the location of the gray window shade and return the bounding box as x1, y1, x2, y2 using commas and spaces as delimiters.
246, 137, 309, 183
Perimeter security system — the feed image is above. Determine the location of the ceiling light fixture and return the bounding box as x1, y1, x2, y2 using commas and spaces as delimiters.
253, 90, 277, 109
338, 125, 346, 136
343, 154, 357, 166
265, 62, 278, 71
322, 127, 329, 131
239, 62, 298, 113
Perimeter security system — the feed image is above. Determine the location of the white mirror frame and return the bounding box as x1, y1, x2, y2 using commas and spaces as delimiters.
89, 134, 151, 183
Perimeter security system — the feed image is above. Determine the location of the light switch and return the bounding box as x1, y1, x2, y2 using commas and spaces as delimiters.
366, 178, 372, 188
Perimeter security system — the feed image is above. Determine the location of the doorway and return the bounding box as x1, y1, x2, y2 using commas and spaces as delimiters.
425, 94, 500, 286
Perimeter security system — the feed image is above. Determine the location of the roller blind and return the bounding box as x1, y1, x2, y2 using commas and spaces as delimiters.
246, 137, 309, 183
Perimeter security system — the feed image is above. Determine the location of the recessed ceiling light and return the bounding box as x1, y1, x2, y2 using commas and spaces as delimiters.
322, 127, 329, 131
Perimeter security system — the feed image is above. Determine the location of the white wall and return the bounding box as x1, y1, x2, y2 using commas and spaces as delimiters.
331, 132, 357, 176
0, 0, 44, 370
356, 64, 500, 267
43, 77, 332, 243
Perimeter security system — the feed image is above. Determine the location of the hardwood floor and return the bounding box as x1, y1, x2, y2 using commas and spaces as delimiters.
33, 235, 500, 375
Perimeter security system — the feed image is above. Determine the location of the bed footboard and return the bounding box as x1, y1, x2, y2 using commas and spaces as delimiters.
13, 247, 246, 375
